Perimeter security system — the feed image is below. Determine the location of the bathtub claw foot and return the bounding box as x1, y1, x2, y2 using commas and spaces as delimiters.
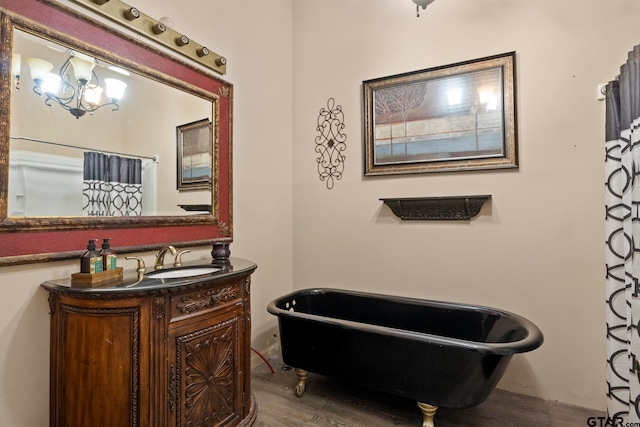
294, 368, 309, 397
417, 402, 438, 427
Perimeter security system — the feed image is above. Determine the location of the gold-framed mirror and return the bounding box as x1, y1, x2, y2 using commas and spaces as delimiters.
0, 0, 233, 265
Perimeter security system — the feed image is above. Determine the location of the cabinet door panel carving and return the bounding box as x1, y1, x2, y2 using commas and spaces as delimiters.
170, 313, 242, 426
170, 281, 242, 321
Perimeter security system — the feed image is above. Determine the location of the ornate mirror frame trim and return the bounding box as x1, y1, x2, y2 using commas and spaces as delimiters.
0, 0, 233, 265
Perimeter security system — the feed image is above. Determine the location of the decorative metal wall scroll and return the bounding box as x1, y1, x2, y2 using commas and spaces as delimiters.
315, 98, 347, 189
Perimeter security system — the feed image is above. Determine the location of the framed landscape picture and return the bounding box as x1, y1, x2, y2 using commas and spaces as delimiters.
363, 52, 518, 175
176, 118, 212, 191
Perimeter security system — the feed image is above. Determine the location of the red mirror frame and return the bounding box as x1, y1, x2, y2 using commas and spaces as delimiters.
0, 0, 232, 265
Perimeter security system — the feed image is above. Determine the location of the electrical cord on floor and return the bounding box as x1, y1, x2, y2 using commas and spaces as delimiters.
251, 347, 275, 373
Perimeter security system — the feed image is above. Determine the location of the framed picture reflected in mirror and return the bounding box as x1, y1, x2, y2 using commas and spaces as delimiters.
176, 118, 213, 191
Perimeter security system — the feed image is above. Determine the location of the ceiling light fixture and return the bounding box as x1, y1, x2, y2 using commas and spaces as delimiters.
25, 50, 127, 119
412, 0, 436, 17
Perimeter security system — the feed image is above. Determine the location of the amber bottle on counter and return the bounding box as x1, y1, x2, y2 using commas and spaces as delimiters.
100, 238, 116, 270
80, 239, 103, 274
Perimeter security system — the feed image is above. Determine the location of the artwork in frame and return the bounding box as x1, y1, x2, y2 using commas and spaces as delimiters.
176, 118, 213, 191
363, 52, 518, 175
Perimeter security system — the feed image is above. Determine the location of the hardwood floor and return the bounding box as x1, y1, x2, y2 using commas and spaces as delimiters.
251, 354, 604, 427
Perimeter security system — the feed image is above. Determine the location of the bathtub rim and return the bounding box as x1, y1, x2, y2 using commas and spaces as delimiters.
267, 287, 543, 355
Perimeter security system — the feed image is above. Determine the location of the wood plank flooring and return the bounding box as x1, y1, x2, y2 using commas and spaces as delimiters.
251, 354, 604, 427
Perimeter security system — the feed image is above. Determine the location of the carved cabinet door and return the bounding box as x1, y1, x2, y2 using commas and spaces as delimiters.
49, 295, 151, 427
167, 307, 245, 427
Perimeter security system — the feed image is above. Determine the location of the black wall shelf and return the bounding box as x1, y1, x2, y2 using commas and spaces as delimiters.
380, 195, 491, 221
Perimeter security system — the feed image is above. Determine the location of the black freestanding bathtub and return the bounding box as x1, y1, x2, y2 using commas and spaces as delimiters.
267, 288, 543, 427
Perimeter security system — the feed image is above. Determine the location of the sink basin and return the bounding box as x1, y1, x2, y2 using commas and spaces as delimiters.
146, 266, 220, 279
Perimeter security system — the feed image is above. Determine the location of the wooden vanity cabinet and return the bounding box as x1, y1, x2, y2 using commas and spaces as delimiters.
42, 259, 257, 427
166, 281, 250, 427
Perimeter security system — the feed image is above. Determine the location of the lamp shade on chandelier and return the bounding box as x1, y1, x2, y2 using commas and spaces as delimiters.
25, 51, 127, 119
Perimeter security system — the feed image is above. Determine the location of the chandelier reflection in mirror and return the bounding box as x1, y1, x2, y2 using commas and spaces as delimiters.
25, 50, 127, 119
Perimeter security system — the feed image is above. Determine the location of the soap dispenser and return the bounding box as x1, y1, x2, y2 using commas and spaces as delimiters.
100, 238, 116, 271
80, 239, 103, 274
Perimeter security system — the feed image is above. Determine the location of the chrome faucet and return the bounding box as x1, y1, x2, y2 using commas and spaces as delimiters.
155, 245, 177, 270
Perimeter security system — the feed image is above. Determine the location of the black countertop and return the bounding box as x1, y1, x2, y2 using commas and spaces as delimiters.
41, 257, 257, 296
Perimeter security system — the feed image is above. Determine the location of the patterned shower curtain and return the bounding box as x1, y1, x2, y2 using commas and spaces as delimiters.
83, 152, 143, 216
605, 45, 640, 422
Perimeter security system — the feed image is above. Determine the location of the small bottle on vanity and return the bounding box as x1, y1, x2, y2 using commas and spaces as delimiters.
100, 238, 117, 271
80, 239, 103, 274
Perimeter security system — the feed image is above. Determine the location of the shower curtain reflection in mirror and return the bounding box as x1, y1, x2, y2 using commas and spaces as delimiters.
83, 152, 143, 216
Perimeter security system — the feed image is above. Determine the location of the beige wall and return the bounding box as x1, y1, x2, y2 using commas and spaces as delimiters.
290, 0, 640, 410
0, 0, 292, 425
1, 0, 639, 424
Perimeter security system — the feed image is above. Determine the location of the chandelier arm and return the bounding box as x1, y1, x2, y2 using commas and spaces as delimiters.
75, 83, 116, 113
59, 57, 71, 76
57, 71, 77, 104
59, 56, 87, 106
62, 81, 75, 99
91, 68, 101, 87
81, 101, 120, 114
77, 82, 87, 111
48, 84, 76, 105
58, 57, 73, 89
44, 94, 71, 111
